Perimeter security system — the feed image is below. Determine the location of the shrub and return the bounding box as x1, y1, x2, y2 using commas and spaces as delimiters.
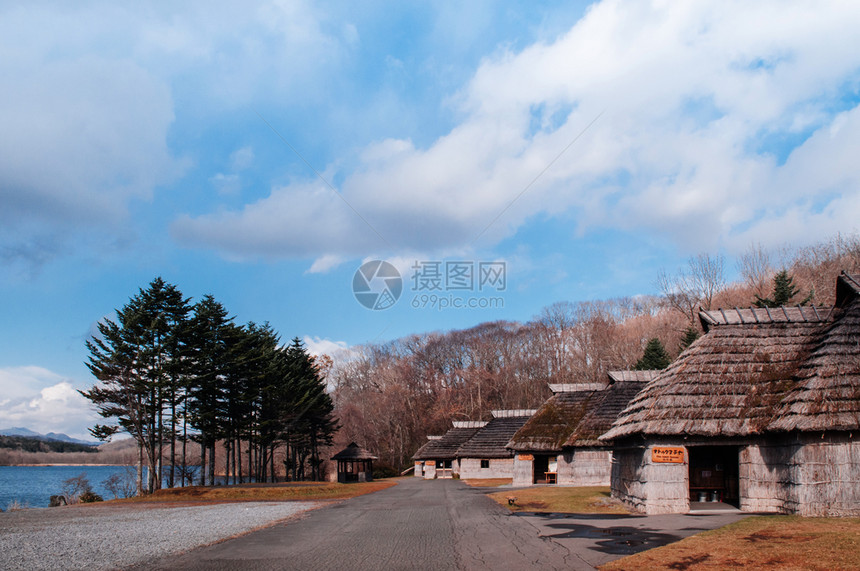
62, 472, 92, 504
372, 464, 399, 479
79, 491, 104, 503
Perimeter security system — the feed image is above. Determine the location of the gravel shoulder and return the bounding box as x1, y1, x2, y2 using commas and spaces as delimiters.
0, 501, 323, 571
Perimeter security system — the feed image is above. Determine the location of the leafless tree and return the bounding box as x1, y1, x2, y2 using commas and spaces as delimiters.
657, 253, 726, 323
738, 243, 773, 299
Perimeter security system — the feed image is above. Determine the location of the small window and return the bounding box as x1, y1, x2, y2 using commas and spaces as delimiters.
480, 459, 490, 469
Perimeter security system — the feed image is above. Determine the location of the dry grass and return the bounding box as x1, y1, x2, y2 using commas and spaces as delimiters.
463, 478, 512, 487
488, 486, 629, 514
101, 480, 397, 505
600, 515, 860, 571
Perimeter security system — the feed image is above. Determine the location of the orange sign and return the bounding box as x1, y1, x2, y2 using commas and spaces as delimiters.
651, 446, 685, 463
518, 454, 534, 461
425, 461, 435, 466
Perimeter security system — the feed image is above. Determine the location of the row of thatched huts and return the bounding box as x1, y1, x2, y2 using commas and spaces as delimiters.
410, 272, 860, 517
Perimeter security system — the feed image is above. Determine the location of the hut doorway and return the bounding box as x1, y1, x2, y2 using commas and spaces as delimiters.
533, 454, 558, 484
688, 446, 739, 506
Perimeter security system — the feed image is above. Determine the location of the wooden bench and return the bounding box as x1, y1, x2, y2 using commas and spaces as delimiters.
545, 472, 557, 484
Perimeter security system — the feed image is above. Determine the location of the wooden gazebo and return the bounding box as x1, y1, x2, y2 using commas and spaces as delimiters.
332, 442, 377, 483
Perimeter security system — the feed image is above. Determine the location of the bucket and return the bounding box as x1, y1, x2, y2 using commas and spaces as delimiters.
710, 491, 720, 502
697, 492, 707, 502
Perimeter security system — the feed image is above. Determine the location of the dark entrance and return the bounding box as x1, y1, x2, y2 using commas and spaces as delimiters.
533, 454, 558, 484
688, 446, 739, 506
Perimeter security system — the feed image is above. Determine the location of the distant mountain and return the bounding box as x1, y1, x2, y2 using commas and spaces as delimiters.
0, 427, 97, 447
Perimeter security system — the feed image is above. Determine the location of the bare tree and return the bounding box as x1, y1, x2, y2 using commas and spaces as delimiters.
738, 243, 773, 299
657, 253, 726, 323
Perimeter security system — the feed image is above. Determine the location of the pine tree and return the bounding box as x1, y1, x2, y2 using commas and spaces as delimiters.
754, 269, 813, 307
81, 277, 190, 494
679, 325, 700, 352
634, 338, 671, 370
186, 294, 235, 486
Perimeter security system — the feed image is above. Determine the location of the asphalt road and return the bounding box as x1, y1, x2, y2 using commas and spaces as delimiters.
133, 479, 747, 571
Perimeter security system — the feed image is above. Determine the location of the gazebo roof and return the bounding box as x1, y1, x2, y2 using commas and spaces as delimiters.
332, 442, 377, 461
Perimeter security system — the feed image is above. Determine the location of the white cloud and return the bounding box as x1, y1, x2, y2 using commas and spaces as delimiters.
0, 367, 99, 441
173, 0, 860, 260
303, 336, 352, 359
0, 1, 353, 267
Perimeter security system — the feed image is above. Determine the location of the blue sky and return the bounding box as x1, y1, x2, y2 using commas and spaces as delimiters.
2, 1, 860, 439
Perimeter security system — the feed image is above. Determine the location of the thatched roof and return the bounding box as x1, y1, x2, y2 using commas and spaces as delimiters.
413, 425, 484, 460
508, 371, 654, 452
603, 272, 860, 441
563, 379, 652, 447
332, 442, 377, 461
770, 274, 860, 432
456, 410, 535, 459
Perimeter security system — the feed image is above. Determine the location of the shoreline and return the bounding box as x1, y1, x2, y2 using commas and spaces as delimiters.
1, 463, 133, 467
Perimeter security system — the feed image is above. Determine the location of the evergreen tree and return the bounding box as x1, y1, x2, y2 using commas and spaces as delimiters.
634, 338, 671, 370
678, 325, 700, 352
186, 294, 235, 485
81, 277, 190, 494
754, 269, 813, 307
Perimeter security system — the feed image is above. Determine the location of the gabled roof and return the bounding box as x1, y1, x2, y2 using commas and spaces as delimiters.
771, 275, 860, 432
603, 272, 860, 441
507, 370, 652, 452
507, 389, 600, 452
456, 412, 535, 459
413, 426, 483, 460
332, 442, 377, 461
563, 380, 649, 447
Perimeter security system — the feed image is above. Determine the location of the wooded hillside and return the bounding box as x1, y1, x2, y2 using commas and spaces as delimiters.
330, 235, 860, 471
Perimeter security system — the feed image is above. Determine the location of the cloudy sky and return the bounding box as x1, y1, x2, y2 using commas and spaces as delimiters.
2, 1, 859, 440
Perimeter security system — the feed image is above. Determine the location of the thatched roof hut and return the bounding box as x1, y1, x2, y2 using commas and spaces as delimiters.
603, 272, 860, 516
412, 422, 486, 461
506, 371, 656, 486
456, 410, 535, 459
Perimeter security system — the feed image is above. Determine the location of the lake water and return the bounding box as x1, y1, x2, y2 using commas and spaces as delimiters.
0, 465, 139, 510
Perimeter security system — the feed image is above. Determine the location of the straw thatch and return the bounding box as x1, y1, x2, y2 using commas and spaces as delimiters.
456, 410, 535, 459
331, 442, 377, 461
509, 371, 656, 452
603, 272, 860, 441
770, 273, 860, 432
413, 424, 485, 461
563, 375, 655, 447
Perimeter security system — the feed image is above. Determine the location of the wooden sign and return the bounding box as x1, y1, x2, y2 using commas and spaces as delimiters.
651, 446, 685, 463
518, 454, 534, 461
425, 461, 435, 466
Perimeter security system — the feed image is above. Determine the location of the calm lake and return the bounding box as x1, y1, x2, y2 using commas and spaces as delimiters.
0, 465, 138, 510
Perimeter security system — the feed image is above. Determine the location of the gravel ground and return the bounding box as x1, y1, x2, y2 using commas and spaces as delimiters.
0, 501, 322, 571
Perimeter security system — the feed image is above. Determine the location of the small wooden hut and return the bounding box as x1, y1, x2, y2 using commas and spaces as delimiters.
332, 442, 377, 483
455, 410, 536, 479
507, 371, 655, 486
412, 421, 486, 479
603, 272, 860, 516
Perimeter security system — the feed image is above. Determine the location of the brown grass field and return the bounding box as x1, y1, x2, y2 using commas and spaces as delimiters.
488, 485, 630, 514
96, 479, 398, 505
600, 515, 860, 571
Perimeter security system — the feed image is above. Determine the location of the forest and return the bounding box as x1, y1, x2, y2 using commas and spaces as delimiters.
329, 235, 860, 472
80, 279, 338, 494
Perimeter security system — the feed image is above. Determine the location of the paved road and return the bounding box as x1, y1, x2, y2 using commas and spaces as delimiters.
133, 479, 747, 571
